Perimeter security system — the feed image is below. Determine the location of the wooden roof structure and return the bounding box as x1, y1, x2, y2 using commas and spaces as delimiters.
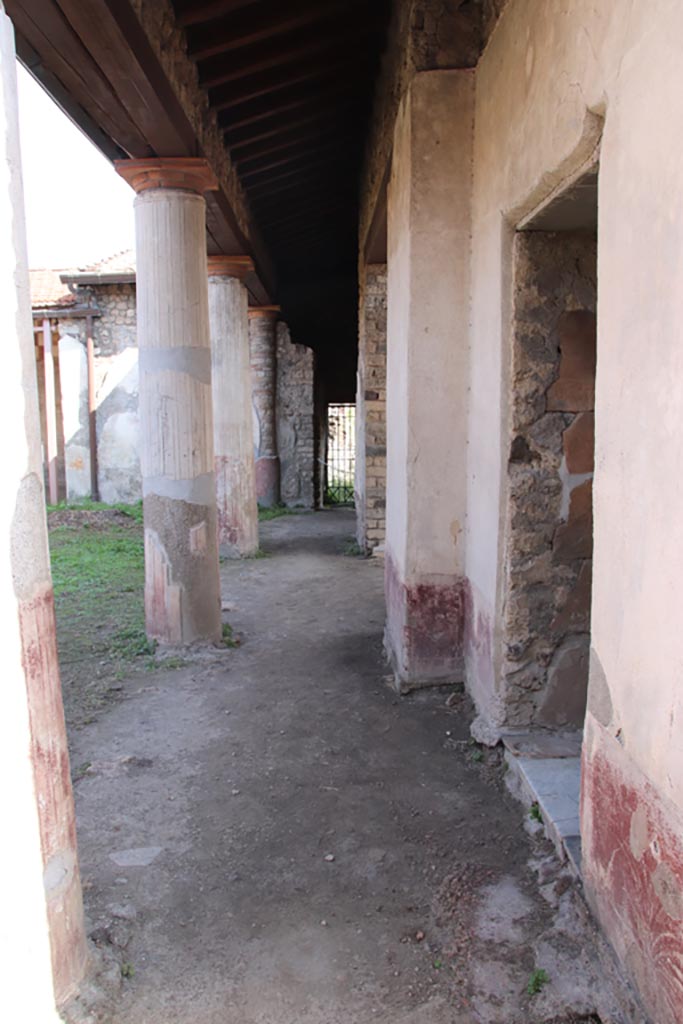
8, 0, 393, 396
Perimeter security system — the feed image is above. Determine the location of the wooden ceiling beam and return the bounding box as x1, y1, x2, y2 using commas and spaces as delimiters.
245, 153, 356, 194
239, 137, 357, 180
175, 0, 259, 28
222, 82, 358, 137
253, 183, 356, 218
260, 199, 353, 232
228, 106, 346, 152
210, 58, 352, 112
199, 20, 381, 89
233, 115, 359, 165
188, 0, 357, 62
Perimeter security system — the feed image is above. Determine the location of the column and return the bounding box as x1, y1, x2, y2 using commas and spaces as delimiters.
208, 255, 259, 557
248, 305, 281, 506
115, 158, 222, 645
0, 5, 87, 1013
384, 70, 474, 691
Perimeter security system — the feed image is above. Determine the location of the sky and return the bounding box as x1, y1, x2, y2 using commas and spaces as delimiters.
16, 62, 136, 270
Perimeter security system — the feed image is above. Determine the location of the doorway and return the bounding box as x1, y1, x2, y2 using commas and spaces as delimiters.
502, 168, 598, 731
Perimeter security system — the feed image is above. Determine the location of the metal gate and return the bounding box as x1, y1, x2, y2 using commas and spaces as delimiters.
325, 403, 355, 505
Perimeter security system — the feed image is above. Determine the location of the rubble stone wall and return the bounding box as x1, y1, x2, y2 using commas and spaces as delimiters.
276, 322, 315, 508
502, 231, 597, 727
356, 264, 387, 551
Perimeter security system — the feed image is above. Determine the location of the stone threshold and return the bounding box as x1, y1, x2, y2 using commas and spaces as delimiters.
503, 730, 583, 878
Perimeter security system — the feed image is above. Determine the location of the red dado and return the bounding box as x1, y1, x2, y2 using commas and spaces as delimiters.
385, 550, 466, 690
582, 714, 683, 1024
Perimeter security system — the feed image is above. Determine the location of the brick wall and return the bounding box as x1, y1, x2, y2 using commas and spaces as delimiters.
356, 264, 387, 552
276, 322, 315, 508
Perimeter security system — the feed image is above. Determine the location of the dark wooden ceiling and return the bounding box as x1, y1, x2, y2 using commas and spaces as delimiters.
172, 0, 393, 396
9, 0, 393, 397
174, 0, 392, 290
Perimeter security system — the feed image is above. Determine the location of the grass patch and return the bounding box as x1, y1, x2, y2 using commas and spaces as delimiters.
221, 623, 240, 648
48, 504, 149, 727
529, 802, 543, 823
257, 503, 307, 522
48, 498, 144, 524
527, 968, 549, 996
342, 538, 365, 557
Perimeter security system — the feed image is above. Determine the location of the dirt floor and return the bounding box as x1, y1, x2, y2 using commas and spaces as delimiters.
59, 509, 646, 1024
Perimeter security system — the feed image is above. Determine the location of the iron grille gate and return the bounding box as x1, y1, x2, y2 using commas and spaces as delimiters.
325, 403, 356, 505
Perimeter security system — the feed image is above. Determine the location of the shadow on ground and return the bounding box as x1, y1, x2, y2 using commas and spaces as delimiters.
63, 510, 644, 1024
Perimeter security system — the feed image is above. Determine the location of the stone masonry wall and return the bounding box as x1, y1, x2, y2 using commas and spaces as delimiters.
276, 322, 315, 508
356, 264, 387, 552
360, 0, 502, 252
57, 283, 141, 504
502, 231, 597, 728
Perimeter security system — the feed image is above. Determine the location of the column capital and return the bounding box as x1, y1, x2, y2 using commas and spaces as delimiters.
248, 304, 281, 321
207, 254, 254, 280
114, 157, 219, 194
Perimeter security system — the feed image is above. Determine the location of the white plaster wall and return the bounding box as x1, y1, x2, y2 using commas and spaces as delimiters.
58, 326, 90, 500
386, 69, 473, 581
467, 0, 683, 802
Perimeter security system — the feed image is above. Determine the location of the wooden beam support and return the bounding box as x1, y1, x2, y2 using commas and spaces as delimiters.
200, 21, 381, 89
239, 138, 357, 182
176, 0, 259, 28
227, 97, 359, 150
210, 57, 353, 111
221, 80, 353, 132
188, 0, 355, 62
234, 121, 357, 167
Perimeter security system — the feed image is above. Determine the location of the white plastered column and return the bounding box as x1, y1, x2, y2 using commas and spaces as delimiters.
116, 158, 222, 645
384, 69, 474, 690
208, 255, 259, 556
0, 4, 87, 1014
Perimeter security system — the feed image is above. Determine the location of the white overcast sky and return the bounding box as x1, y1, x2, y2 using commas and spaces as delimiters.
16, 62, 135, 270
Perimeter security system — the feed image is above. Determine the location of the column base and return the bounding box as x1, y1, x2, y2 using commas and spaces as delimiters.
255, 455, 280, 507
215, 455, 258, 558
143, 493, 221, 645
581, 713, 683, 1024
384, 551, 467, 692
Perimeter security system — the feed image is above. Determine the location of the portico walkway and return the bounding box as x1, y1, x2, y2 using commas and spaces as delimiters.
69, 511, 638, 1024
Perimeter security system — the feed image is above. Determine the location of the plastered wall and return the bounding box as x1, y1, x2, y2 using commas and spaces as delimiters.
461, 3, 683, 1018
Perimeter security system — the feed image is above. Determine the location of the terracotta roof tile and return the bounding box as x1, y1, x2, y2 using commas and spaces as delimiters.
29, 268, 76, 310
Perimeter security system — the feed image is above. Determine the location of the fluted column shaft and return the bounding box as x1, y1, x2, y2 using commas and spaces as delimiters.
117, 158, 222, 644
208, 257, 259, 556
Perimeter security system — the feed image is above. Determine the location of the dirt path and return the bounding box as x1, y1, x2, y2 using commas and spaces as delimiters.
66, 510, 643, 1024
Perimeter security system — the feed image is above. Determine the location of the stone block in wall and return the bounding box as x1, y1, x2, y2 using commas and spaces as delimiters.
553, 479, 593, 563
546, 311, 596, 412
537, 634, 590, 728
563, 410, 595, 474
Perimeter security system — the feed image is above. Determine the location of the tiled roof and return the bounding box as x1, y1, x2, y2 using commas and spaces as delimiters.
73, 249, 136, 274
29, 268, 76, 310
